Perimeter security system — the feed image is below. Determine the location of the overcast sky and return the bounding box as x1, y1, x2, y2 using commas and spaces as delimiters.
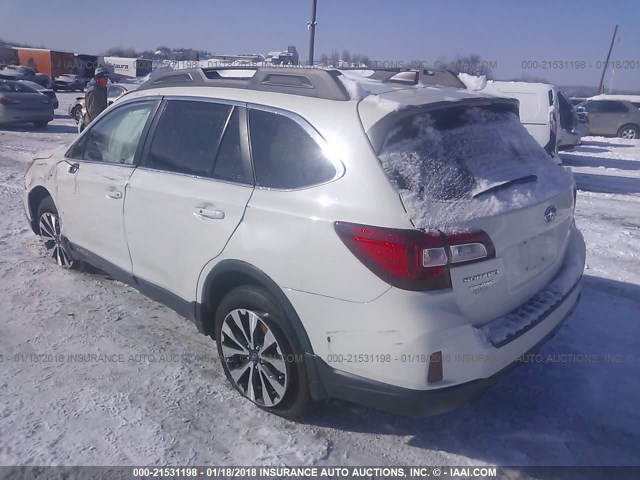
1, 0, 639, 89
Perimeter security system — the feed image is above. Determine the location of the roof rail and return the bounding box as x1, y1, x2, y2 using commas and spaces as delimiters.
137, 66, 351, 101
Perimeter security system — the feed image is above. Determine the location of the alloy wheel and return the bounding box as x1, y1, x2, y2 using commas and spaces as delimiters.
621, 128, 637, 139
39, 212, 73, 268
220, 309, 288, 407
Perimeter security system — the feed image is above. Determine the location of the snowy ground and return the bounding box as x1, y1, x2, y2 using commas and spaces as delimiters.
0, 93, 639, 469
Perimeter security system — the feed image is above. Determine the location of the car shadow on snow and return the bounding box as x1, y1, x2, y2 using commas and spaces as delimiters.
581, 140, 635, 149
572, 172, 640, 194
569, 146, 613, 154
0, 124, 77, 134
304, 275, 640, 468
561, 153, 640, 171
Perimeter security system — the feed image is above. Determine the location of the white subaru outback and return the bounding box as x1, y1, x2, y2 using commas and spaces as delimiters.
23, 67, 585, 418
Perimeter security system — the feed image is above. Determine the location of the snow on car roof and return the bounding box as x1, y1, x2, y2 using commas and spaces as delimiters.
588, 94, 640, 103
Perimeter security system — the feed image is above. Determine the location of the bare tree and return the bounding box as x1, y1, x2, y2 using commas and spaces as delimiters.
329, 50, 340, 66
318, 50, 371, 67
342, 49, 352, 65
104, 47, 140, 58
446, 54, 494, 78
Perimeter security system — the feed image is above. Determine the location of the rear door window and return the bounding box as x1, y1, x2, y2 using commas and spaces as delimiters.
582, 102, 602, 113
144, 100, 232, 177
212, 109, 251, 184
599, 101, 628, 113
248, 109, 336, 189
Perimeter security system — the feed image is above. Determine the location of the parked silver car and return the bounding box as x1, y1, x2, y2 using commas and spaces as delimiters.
52, 74, 85, 92
577, 99, 640, 139
0, 79, 54, 128
68, 83, 137, 122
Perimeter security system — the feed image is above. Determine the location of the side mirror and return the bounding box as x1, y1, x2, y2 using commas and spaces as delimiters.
64, 160, 79, 174
576, 106, 585, 113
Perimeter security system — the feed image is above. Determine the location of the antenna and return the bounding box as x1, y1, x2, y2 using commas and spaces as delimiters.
598, 25, 618, 95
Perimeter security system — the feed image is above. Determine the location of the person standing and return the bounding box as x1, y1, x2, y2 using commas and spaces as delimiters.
79, 68, 109, 132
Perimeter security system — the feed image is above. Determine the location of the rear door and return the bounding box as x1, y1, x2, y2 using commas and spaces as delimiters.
124, 98, 254, 301
583, 101, 629, 135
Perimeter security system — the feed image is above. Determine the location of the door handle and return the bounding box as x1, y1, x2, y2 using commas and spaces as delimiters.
194, 207, 225, 220
105, 190, 123, 199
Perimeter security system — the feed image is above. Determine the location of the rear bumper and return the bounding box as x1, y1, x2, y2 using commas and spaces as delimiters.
310, 290, 579, 416
300, 228, 585, 415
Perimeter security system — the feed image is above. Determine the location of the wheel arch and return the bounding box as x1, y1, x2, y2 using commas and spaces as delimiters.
197, 260, 314, 355
618, 123, 640, 137
197, 259, 327, 401
27, 186, 53, 234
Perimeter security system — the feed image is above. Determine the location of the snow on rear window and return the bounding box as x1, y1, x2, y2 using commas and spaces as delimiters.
379, 107, 573, 229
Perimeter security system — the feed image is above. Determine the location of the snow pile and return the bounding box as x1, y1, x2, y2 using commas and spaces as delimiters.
379, 108, 573, 229
457, 73, 487, 91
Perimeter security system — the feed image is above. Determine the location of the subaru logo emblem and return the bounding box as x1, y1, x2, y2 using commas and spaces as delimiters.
544, 205, 557, 223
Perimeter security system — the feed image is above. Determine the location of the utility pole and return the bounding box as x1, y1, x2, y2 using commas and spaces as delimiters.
598, 24, 618, 94
307, 0, 318, 66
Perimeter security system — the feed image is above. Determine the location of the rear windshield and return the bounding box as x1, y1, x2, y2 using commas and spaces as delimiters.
379, 106, 572, 228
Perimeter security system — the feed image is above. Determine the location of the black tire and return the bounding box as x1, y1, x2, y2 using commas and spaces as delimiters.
36, 196, 75, 268
214, 286, 311, 418
72, 106, 82, 122
617, 124, 639, 140
33, 121, 48, 129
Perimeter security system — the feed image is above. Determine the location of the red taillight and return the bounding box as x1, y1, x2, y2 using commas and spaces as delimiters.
335, 222, 495, 292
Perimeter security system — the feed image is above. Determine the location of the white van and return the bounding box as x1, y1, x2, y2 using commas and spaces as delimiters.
480, 81, 560, 162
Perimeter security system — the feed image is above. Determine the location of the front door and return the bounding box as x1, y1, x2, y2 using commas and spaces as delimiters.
56, 99, 159, 273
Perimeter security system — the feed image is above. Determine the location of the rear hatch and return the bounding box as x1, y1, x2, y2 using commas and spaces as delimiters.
359, 93, 575, 325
